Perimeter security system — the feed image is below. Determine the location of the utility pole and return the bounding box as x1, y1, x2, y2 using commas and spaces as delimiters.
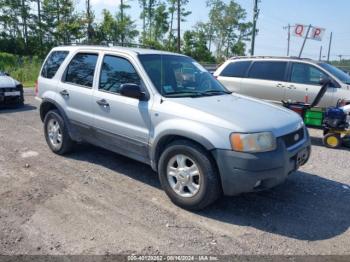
319, 46, 322, 61
121, 0, 124, 46
338, 54, 343, 61
250, 0, 259, 56
37, 0, 42, 48
208, 23, 213, 52
177, 0, 181, 52
298, 24, 311, 58
56, 0, 60, 23
283, 24, 291, 56
87, 0, 92, 43
21, 0, 28, 45
327, 32, 333, 62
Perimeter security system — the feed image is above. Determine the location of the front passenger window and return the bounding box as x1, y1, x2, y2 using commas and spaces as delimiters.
99, 55, 141, 94
291, 63, 327, 85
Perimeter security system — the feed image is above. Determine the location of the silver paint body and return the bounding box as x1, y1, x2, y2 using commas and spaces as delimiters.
38, 46, 305, 170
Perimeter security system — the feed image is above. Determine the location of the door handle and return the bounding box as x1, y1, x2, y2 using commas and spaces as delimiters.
60, 90, 69, 97
276, 83, 285, 88
96, 99, 110, 107
287, 85, 296, 89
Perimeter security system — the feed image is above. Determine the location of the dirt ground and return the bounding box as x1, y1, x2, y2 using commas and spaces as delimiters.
0, 90, 349, 256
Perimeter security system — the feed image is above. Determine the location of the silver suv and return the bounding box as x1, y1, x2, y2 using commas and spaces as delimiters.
37, 46, 311, 210
214, 57, 350, 108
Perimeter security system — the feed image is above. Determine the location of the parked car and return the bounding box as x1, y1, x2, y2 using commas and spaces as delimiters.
0, 71, 24, 107
37, 46, 311, 210
214, 56, 350, 108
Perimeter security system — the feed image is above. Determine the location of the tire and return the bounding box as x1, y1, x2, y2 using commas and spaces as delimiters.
323, 133, 341, 149
158, 140, 221, 210
44, 109, 74, 155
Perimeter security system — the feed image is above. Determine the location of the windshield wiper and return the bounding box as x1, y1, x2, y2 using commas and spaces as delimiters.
164, 90, 232, 98
164, 91, 204, 97
201, 90, 232, 95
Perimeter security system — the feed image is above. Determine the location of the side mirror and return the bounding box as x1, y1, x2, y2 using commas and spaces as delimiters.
319, 78, 331, 86
120, 83, 147, 100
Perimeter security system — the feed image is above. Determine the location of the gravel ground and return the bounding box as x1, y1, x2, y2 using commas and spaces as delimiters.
0, 90, 349, 256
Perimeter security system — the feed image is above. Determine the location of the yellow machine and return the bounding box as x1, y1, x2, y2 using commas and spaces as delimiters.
323, 129, 350, 149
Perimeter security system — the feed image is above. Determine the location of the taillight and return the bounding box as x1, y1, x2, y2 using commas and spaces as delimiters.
35, 80, 39, 96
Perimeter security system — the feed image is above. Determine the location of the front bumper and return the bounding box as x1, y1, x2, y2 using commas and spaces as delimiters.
212, 131, 311, 196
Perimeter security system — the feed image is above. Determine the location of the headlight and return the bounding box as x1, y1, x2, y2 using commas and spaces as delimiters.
230, 132, 276, 153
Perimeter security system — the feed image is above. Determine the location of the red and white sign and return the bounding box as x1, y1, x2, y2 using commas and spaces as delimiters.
293, 24, 326, 41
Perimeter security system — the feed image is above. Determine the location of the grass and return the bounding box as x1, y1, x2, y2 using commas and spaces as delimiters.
0, 52, 42, 87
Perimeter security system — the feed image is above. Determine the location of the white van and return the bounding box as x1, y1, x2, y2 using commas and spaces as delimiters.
214, 57, 350, 108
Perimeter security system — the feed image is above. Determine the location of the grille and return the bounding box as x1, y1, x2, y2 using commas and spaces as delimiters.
282, 128, 305, 148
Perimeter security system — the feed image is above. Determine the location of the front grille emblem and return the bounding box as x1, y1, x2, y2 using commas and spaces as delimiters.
294, 134, 300, 141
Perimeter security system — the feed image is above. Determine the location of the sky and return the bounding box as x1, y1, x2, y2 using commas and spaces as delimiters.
77, 0, 350, 61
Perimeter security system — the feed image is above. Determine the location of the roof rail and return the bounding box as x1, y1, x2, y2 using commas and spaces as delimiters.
60, 42, 152, 49
229, 55, 314, 61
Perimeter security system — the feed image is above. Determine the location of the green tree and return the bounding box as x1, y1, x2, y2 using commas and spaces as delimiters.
165, 0, 191, 52
207, 0, 253, 58
41, 0, 84, 45
97, 7, 138, 46
183, 24, 215, 62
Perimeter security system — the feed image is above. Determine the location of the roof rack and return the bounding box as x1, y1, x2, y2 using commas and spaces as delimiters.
61, 42, 152, 49
229, 56, 314, 61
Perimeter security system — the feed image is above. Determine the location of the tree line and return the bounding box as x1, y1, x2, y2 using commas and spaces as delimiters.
0, 0, 253, 62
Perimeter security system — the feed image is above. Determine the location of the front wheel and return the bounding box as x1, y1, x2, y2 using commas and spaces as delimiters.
158, 140, 221, 210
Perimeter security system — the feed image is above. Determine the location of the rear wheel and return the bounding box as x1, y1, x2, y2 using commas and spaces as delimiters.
44, 110, 74, 155
158, 140, 221, 210
323, 133, 341, 149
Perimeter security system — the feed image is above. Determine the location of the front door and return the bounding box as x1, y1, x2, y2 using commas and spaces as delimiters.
92, 54, 152, 163
285, 62, 335, 107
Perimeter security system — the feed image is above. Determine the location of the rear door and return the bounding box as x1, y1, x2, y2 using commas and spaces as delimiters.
216, 60, 251, 92
58, 52, 99, 130
285, 62, 334, 107
239, 61, 288, 102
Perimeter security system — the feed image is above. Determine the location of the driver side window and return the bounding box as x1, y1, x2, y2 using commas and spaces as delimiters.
99, 55, 141, 94
291, 63, 327, 86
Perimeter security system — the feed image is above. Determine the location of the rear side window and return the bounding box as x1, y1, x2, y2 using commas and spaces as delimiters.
220, 61, 251, 77
64, 53, 98, 88
99, 55, 141, 94
41, 51, 69, 79
248, 61, 287, 81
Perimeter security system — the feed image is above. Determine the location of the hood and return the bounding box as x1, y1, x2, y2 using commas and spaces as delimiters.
169, 94, 304, 137
0, 76, 19, 88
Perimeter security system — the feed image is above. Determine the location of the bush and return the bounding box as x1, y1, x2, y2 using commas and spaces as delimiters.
0, 52, 42, 87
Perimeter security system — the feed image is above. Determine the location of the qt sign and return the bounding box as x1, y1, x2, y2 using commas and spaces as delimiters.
294, 24, 326, 41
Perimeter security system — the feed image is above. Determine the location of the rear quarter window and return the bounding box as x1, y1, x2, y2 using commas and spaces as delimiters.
248, 61, 287, 81
220, 61, 251, 77
41, 51, 69, 79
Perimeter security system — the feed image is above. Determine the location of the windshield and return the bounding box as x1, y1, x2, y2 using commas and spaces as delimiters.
319, 63, 350, 85
138, 54, 230, 98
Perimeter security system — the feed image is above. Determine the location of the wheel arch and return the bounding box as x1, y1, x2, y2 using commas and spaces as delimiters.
150, 131, 216, 172
40, 98, 81, 142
